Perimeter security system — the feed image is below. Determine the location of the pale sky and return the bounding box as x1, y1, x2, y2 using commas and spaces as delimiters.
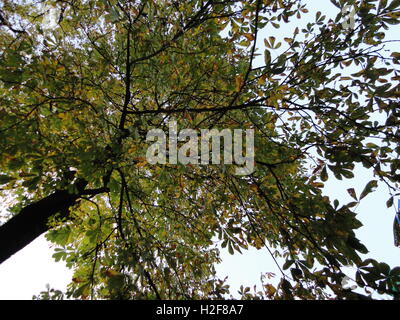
0, 0, 399, 299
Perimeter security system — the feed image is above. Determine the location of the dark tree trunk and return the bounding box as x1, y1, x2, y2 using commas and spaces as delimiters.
0, 190, 80, 264
0, 176, 109, 264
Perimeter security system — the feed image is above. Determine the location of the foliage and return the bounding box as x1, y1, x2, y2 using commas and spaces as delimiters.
1, 0, 400, 299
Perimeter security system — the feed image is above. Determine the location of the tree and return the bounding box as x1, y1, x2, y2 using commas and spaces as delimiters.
0, 0, 400, 300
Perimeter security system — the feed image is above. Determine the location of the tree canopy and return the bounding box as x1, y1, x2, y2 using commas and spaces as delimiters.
0, 0, 400, 300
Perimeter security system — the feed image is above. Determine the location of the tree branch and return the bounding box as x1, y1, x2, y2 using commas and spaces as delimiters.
0, 180, 110, 264
0, 190, 79, 264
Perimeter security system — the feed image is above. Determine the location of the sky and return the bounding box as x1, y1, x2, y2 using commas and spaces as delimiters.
0, 0, 399, 299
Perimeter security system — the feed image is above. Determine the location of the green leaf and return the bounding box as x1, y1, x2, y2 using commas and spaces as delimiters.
347, 188, 357, 201
108, 274, 125, 290
283, 260, 294, 270
387, 0, 400, 11
321, 166, 328, 182
264, 49, 271, 66
386, 196, 394, 208
347, 237, 369, 254
46, 227, 72, 246
0, 175, 15, 185
52, 250, 67, 262
334, 199, 339, 209
359, 180, 378, 200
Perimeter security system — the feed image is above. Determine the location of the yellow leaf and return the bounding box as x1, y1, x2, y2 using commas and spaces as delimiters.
243, 33, 254, 41
58, 113, 69, 120
311, 182, 324, 188
258, 75, 267, 85
235, 75, 243, 91
136, 161, 147, 168
105, 269, 122, 277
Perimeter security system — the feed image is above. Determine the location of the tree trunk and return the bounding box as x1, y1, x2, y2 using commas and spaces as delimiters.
0, 190, 80, 264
